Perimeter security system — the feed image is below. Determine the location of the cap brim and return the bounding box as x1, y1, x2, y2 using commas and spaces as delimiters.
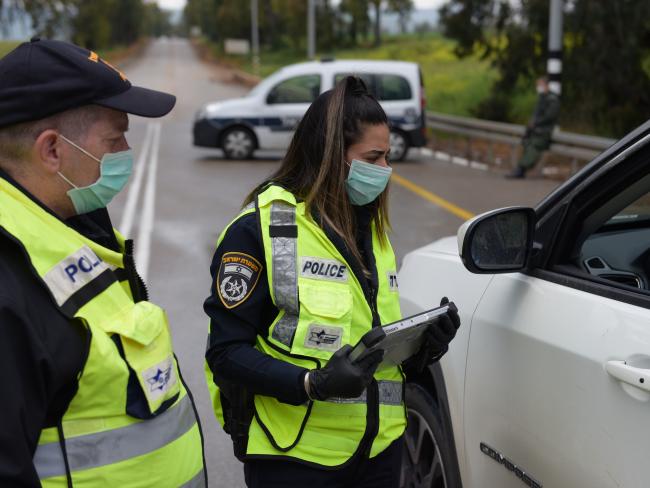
94, 85, 176, 118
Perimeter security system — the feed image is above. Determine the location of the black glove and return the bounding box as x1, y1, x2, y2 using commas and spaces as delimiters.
407, 297, 461, 373
307, 344, 383, 401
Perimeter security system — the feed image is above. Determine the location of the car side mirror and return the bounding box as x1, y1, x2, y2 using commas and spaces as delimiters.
457, 207, 536, 274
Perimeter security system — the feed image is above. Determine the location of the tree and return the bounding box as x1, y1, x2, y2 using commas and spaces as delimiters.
340, 0, 369, 46
2, 0, 75, 38
439, 0, 650, 136
369, 0, 382, 46
183, 0, 219, 41
387, 0, 413, 34
72, 0, 115, 50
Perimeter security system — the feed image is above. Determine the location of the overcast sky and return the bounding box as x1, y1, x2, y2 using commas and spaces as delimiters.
156, 0, 446, 11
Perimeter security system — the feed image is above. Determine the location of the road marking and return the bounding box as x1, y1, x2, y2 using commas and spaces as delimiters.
119, 122, 154, 237
391, 172, 475, 221
135, 122, 162, 282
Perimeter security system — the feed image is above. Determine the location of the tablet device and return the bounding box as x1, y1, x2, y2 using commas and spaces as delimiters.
349, 303, 455, 371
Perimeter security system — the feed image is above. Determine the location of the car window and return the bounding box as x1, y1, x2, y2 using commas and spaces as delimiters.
334, 73, 411, 101
605, 193, 650, 225
266, 75, 321, 104
579, 189, 650, 290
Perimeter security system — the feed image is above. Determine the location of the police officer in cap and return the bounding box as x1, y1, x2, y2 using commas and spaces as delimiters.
0, 39, 205, 486
204, 76, 461, 487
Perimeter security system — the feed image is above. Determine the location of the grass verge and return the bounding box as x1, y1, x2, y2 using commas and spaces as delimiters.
0, 41, 21, 59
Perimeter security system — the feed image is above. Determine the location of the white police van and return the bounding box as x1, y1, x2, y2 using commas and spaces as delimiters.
193, 59, 427, 161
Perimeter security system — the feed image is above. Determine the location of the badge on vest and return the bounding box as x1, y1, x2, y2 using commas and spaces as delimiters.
217, 252, 263, 309
387, 271, 399, 292
142, 356, 177, 402
300, 257, 348, 283
304, 324, 343, 351
43, 245, 110, 307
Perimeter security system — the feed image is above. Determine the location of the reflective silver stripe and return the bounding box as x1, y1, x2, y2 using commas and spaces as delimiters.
326, 381, 403, 406
378, 380, 403, 406
272, 313, 299, 347
269, 202, 299, 346
242, 201, 256, 212
180, 469, 206, 488
35, 395, 197, 480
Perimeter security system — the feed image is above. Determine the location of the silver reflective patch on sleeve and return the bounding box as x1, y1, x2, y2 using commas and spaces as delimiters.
43, 245, 110, 306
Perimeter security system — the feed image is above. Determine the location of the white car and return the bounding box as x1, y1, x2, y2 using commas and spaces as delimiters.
398, 122, 650, 487
193, 59, 427, 161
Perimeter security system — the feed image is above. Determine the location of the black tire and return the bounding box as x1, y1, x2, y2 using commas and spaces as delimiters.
390, 130, 409, 162
401, 383, 462, 488
221, 127, 255, 160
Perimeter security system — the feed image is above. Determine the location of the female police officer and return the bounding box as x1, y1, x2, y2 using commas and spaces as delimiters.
204, 76, 460, 487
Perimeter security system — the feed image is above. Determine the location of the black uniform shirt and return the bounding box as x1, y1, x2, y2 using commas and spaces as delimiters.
0, 170, 120, 486
204, 205, 378, 406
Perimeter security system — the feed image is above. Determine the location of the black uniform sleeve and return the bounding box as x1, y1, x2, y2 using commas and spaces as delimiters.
0, 298, 45, 486
0, 236, 87, 487
204, 212, 309, 405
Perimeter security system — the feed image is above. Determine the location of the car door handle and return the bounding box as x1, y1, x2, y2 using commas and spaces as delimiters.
605, 360, 650, 393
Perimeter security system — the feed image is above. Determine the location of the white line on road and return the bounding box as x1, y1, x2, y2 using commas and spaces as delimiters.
119, 122, 154, 236
135, 122, 162, 283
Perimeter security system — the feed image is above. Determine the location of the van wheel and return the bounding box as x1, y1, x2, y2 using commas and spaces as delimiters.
390, 130, 409, 162
400, 383, 461, 488
221, 127, 255, 160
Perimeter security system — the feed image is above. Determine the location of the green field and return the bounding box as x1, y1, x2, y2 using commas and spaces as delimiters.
204, 33, 524, 119
0, 41, 21, 58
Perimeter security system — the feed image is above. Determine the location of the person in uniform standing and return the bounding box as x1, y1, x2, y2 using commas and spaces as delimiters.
204, 76, 460, 487
507, 76, 561, 179
0, 39, 206, 486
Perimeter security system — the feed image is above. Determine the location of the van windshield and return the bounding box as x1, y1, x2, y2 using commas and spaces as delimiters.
247, 69, 284, 98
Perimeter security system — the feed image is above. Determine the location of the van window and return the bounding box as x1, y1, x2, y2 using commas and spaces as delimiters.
334, 73, 412, 101
267, 75, 321, 104
378, 74, 412, 101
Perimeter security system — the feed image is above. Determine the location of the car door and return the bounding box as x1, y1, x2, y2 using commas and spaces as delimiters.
257, 73, 321, 150
463, 132, 650, 488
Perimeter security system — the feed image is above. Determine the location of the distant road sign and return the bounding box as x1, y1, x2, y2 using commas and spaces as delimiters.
225, 39, 250, 56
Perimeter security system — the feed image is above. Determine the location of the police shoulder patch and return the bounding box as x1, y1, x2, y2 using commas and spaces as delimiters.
217, 252, 263, 309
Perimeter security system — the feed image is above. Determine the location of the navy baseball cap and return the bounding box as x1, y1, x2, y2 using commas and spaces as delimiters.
0, 38, 176, 128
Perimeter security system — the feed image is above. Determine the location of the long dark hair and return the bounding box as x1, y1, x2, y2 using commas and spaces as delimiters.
245, 76, 391, 265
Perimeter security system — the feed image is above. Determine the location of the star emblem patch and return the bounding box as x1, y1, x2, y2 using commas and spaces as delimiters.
217, 252, 263, 309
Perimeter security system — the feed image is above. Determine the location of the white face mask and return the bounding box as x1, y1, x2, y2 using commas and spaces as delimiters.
536, 85, 545, 94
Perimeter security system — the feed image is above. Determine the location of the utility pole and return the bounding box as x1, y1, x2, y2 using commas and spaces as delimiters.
251, 0, 260, 76
547, 0, 563, 95
307, 0, 316, 59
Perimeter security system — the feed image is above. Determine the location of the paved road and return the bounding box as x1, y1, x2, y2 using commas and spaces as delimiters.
109, 38, 562, 487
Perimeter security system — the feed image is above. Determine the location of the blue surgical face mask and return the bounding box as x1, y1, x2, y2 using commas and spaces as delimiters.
58, 135, 133, 215
345, 159, 392, 206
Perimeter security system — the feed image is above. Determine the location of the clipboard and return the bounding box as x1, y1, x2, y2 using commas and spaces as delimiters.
348, 302, 456, 371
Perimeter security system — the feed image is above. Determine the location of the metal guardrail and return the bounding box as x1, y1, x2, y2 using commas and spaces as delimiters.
425, 111, 616, 174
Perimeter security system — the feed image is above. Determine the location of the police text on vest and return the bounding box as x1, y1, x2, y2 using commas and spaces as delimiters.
300, 257, 348, 282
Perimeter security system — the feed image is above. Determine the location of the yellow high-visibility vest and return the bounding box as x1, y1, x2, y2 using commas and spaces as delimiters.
0, 179, 205, 487
207, 185, 406, 467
